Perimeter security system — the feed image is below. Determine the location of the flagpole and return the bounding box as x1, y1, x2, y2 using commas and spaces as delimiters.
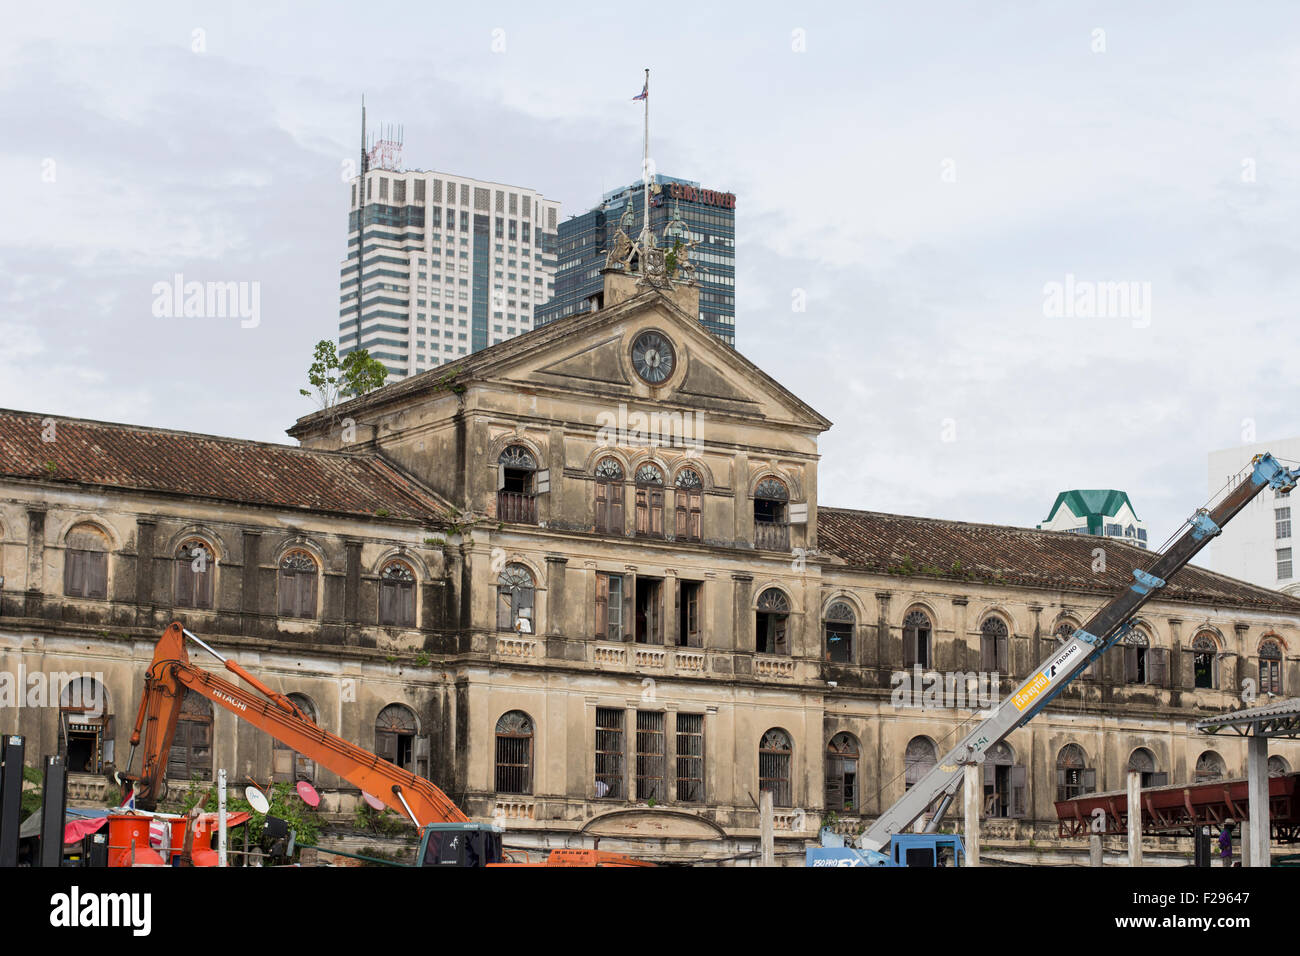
642, 67, 650, 239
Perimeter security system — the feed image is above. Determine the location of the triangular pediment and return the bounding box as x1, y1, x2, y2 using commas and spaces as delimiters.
536, 335, 631, 385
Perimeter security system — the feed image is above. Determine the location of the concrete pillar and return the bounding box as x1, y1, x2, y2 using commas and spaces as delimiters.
1089, 833, 1103, 866
759, 789, 774, 867
1241, 821, 1251, 868
1127, 771, 1143, 866
1247, 732, 1270, 868
964, 762, 981, 867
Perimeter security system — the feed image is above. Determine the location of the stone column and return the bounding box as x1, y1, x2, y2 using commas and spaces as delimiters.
1089, 833, 1103, 866
544, 555, 568, 644
731, 573, 753, 653
1246, 732, 1270, 867
964, 762, 981, 867
1127, 771, 1143, 865
25, 507, 46, 617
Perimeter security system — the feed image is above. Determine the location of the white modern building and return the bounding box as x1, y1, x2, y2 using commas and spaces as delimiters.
1037, 489, 1149, 549
1208, 438, 1299, 594
339, 168, 560, 381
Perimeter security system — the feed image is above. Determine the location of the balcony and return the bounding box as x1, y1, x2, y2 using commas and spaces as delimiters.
754, 520, 789, 551
497, 491, 537, 524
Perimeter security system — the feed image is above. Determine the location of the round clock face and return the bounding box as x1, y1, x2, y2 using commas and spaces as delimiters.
631, 330, 676, 384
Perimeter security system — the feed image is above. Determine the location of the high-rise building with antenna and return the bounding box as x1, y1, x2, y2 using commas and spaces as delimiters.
339, 109, 561, 380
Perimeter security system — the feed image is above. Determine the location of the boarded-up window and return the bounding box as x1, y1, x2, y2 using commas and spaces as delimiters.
594, 458, 625, 534
278, 551, 318, 619
1055, 743, 1095, 801
980, 617, 1008, 673
904, 736, 937, 790
495, 711, 533, 794
175, 539, 214, 609
635, 464, 665, 537
64, 524, 108, 599
595, 708, 624, 799
676, 713, 704, 802
674, 468, 703, 541
759, 728, 793, 808
166, 690, 213, 781
379, 561, 416, 627
825, 732, 858, 812
635, 711, 666, 802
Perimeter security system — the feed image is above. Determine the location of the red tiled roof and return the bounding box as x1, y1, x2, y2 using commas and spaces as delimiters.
0, 409, 450, 522
818, 507, 1300, 613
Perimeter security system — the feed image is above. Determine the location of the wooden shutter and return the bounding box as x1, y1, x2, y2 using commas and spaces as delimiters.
196, 560, 213, 608
825, 759, 844, 811
65, 551, 82, 596
774, 616, 788, 655
595, 573, 609, 639
595, 482, 608, 532
375, 731, 397, 762
1148, 772, 1169, 787
905, 627, 918, 668
654, 583, 664, 644
675, 497, 687, 537
379, 581, 396, 625
611, 484, 625, 534
1081, 768, 1097, 794
175, 555, 194, 607
789, 502, 808, 524
1010, 765, 1028, 818
996, 636, 1008, 674
302, 571, 318, 619
1124, 647, 1139, 683
400, 581, 415, 626
535, 469, 550, 493
278, 570, 295, 616
1149, 648, 1169, 687
635, 488, 648, 534
651, 488, 664, 535
980, 636, 994, 672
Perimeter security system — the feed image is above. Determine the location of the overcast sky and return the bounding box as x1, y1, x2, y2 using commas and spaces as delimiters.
2, 2, 1297, 561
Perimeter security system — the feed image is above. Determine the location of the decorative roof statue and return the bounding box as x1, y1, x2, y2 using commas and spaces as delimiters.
661, 199, 700, 285
604, 203, 638, 272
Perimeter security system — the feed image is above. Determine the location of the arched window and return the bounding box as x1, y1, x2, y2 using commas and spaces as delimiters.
980, 617, 1008, 673
175, 538, 215, 609
495, 711, 533, 794
754, 478, 789, 551
904, 736, 937, 790
634, 464, 665, 538
904, 609, 933, 669
594, 458, 625, 534
1192, 633, 1218, 690
674, 468, 703, 542
1122, 627, 1166, 685
824, 601, 855, 664
1269, 755, 1291, 777
278, 551, 319, 619
498, 445, 537, 524
379, 561, 416, 627
982, 741, 1025, 818
1127, 747, 1166, 788
1260, 639, 1283, 696
756, 588, 790, 655
1195, 750, 1227, 783
497, 564, 535, 632
273, 694, 318, 783
58, 676, 111, 773
759, 728, 793, 808
1056, 744, 1095, 801
167, 691, 213, 781
64, 523, 108, 599
1056, 620, 1096, 678
825, 732, 858, 812
375, 704, 422, 776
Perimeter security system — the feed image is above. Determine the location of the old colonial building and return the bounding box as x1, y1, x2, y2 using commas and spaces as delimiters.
2, 268, 1298, 863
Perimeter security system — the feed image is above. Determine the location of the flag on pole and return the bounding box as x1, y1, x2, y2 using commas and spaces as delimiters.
632, 82, 647, 102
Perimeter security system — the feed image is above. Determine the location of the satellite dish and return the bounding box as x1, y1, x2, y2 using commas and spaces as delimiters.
296, 780, 321, 807
245, 786, 270, 814
362, 790, 386, 811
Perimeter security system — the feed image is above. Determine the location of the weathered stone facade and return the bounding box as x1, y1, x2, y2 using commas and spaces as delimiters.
2, 271, 1298, 863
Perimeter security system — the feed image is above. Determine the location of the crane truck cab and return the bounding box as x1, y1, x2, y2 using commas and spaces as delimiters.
806, 828, 965, 867
419, 822, 505, 867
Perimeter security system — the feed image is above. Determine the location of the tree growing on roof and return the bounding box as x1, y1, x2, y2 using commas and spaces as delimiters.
299, 340, 389, 411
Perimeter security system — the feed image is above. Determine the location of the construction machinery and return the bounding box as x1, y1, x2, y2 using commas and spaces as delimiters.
121, 622, 650, 867
810, 453, 1299, 867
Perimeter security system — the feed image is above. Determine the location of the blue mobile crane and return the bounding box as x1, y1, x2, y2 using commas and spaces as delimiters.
807, 453, 1299, 867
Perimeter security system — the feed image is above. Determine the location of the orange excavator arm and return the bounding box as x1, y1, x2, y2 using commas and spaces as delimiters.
125, 622, 467, 826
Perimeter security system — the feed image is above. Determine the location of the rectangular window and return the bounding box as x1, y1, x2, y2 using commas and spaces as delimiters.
635, 577, 663, 644
675, 488, 702, 541
1277, 508, 1292, 540
636, 484, 665, 537
678, 581, 701, 647
596, 572, 624, 641
635, 711, 666, 802
595, 708, 624, 799
1279, 547, 1294, 580
675, 714, 704, 802
64, 550, 108, 599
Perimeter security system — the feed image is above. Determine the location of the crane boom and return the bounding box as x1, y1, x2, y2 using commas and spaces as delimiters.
125, 622, 468, 824
860, 453, 1299, 851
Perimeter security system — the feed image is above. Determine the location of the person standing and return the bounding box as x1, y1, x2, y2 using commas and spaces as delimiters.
1218, 819, 1234, 867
